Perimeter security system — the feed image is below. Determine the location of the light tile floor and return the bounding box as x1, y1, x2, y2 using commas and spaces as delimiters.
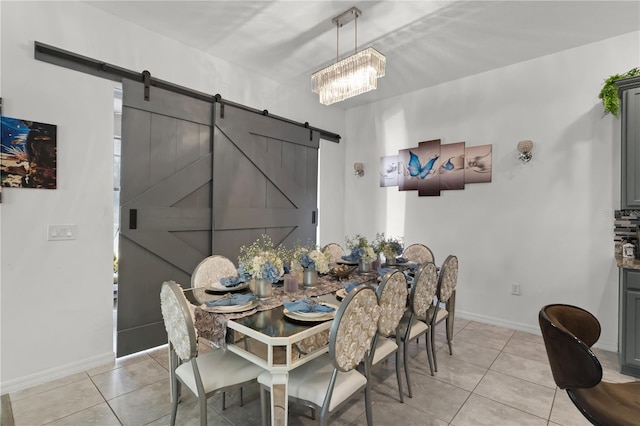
4, 318, 639, 425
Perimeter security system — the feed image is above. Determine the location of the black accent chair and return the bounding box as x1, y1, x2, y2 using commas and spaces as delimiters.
538, 304, 640, 426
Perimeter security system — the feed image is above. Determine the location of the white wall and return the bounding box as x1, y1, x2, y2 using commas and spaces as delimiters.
0, 1, 345, 393
343, 31, 640, 350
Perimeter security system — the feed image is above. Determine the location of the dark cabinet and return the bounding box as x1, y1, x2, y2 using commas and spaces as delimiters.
617, 77, 640, 209
620, 268, 640, 377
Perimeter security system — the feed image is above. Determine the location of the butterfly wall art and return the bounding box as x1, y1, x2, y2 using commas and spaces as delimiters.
380, 139, 491, 196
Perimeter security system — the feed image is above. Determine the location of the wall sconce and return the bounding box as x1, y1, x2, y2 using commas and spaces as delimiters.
517, 140, 534, 162
354, 162, 365, 177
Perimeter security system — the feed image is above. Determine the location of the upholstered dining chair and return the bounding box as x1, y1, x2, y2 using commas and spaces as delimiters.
539, 304, 640, 425
160, 281, 264, 426
191, 255, 238, 289
430, 255, 458, 372
321, 243, 344, 264
258, 285, 381, 426
402, 243, 435, 264
369, 269, 409, 402
397, 262, 439, 397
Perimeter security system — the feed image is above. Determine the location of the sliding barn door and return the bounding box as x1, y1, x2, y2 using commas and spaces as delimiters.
212, 103, 319, 258
117, 81, 320, 356
117, 79, 213, 356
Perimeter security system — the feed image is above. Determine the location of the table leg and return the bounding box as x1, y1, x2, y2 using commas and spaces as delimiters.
270, 372, 288, 426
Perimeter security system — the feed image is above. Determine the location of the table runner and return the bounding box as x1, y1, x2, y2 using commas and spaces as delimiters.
193, 271, 377, 347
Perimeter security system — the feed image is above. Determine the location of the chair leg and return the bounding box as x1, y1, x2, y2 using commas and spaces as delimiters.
364, 371, 373, 426
199, 394, 207, 426
222, 391, 226, 410
240, 387, 244, 407
425, 330, 434, 376
395, 350, 404, 403
170, 375, 179, 426
431, 326, 438, 372
402, 341, 413, 398
446, 316, 453, 355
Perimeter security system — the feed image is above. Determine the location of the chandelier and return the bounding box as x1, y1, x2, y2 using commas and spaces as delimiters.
311, 7, 386, 105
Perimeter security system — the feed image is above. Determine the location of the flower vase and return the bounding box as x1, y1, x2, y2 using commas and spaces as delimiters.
358, 259, 371, 273
386, 255, 397, 266
303, 268, 318, 286
252, 278, 272, 299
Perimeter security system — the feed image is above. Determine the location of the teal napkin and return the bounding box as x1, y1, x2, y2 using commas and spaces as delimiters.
343, 280, 360, 293
378, 267, 392, 276
205, 293, 254, 307
220, 276, 241, 287
283, 299, 335, 313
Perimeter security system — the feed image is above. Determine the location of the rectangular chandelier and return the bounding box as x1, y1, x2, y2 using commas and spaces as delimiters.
311, 47, 386, 105
311, 7, 386, 106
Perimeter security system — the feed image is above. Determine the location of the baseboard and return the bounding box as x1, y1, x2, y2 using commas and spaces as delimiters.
457, 310, 618, 352
1, 352, 115, 395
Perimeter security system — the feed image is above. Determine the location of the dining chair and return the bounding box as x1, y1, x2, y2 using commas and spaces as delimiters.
402, 243, 435, 264
191, 255, 238, 288
397, 262, 439, 397
539, 304, 640, 425
369, 269, 409, 402
160, 281, 264, 426
258, 285, 381, 426
430, 255, 458, 372
321, 243, 344, 264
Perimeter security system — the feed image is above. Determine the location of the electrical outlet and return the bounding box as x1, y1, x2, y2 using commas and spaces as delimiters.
511, 283, 521, 296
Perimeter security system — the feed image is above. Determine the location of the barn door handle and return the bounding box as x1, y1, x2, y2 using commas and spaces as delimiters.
129, 209, 138, 229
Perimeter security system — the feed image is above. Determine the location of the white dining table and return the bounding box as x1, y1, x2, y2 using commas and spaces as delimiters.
225, 293, 337, 426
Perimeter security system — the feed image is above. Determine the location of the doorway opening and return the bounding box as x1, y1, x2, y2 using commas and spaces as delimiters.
113, 87, 122, 352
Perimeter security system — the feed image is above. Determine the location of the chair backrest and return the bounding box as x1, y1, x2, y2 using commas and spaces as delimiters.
436, 255, 458, 303
191, 255, 237, 288
538, 304, 603, 389
409, 262, 438, 319
376, 270, 409, 337
322, 243, 344, 263
329, 286, 380, 372
160, 281, 198, 362
403, 243, 435, 264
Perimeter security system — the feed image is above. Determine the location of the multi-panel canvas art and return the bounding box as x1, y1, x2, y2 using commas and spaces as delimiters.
379, 155, 398, 187
1, 116, 57, 189
380, 139, 492, 196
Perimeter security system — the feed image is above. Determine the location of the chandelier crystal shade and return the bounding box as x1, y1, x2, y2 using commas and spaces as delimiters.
311, 7, 386, 105
312, 47, 386, 105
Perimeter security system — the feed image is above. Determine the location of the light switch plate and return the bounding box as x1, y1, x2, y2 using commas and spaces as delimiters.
48, 224, 76, 241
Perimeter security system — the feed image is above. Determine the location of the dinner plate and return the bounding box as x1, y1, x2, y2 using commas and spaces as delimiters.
200, 300, 257, 313
335, 288, 347, 300
208, 280, 250, 292
283, 303, 338, 321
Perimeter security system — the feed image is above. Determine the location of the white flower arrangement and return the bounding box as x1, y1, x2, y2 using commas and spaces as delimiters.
293, 245, 330, 274
237, 235, 286, 283
345, 234, 378, 262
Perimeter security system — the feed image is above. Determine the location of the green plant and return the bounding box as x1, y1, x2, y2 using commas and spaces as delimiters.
599, 67, 640, 117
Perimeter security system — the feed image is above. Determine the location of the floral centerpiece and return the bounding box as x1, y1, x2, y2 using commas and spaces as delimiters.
237, 234, 285, 286
375, 233, 404, 262
345, 234, 377, 264
297, 247, 330, 274
290, 243, 330, 286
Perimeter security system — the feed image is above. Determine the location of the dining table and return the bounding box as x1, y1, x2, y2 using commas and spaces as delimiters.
186, 262, 415, 426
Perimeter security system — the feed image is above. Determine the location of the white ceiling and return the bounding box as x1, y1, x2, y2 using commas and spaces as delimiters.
87, 1, 640, 108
